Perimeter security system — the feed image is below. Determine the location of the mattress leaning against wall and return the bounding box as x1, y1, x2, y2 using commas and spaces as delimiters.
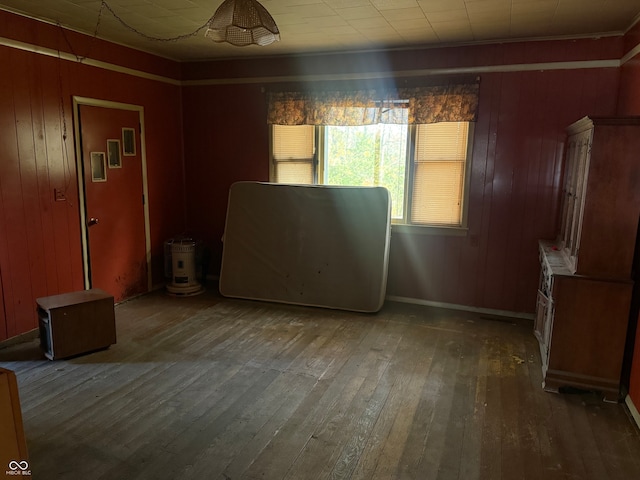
219, 182, 392, 312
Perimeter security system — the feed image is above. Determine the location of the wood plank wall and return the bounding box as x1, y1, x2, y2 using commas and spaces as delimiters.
0, 11, 186, 340
618, 21, 640, 115
0, 9, 636, 342
617, 20, 640, 417
181, 38, 623, 315
388, 67, 619, 313
0, 46, 82, 341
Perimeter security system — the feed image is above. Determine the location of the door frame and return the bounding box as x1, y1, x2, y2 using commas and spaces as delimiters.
72, 96, 152, 293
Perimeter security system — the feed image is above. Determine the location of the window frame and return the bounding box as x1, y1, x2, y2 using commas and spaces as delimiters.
404, 122, 474, 235
269, 123, 474, 235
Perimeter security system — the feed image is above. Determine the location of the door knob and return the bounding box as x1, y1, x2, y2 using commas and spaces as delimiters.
88, 217, 99, 227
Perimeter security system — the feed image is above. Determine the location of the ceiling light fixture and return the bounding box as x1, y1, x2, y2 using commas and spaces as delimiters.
205, 0, 280, 47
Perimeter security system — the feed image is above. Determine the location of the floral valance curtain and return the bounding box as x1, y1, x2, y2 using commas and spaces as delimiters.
267, 83, 479, 126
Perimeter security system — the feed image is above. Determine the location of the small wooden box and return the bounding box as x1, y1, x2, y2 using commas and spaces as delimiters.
37, 289, 116, 360
0, 368, 30, 476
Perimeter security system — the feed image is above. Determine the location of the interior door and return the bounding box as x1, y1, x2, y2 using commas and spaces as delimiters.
79, 104, 148, 302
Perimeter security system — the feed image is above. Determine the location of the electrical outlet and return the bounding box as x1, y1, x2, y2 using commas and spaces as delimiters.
54, 188, 66, 202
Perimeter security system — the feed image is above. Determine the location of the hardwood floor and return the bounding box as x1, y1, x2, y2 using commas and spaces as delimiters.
1, 288, 640, 479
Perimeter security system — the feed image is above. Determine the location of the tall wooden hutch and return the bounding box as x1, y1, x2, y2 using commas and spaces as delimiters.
535, 116, 640, 401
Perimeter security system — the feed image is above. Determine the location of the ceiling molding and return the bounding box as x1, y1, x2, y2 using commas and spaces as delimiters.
181, 60, 621, 87
0, 35, 627, 87
621, 43, 640, 65
626, 12, 640, 33
0, 36, 181, 86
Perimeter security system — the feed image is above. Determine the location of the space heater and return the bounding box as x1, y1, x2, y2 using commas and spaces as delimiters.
166, 238, 204, 296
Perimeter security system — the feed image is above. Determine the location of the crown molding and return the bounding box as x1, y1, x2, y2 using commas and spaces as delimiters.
0, 35, 627, 87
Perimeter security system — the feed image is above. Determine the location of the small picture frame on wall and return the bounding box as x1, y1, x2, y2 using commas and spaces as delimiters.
107, 139, 121, 168
91, 152, 107, 182
122, 127, 136, 156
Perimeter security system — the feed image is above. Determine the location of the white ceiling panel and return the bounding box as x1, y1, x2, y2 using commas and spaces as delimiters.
0, 0, 638, 60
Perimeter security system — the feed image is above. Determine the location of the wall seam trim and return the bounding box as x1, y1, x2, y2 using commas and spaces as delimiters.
0, 35, 624, 86
625, 395, 640, 429
0, 36, 181, 86
621, 42, 640, 65
182, 60, 621, 86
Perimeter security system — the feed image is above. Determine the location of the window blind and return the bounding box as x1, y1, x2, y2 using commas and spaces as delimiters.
273, 125, 314, 160
411, 122, 469, 225
275, 162, 314, 184
272, 125, 315, 184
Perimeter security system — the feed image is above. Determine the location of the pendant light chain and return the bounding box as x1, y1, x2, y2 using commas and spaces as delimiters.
58, 1, 279, 51
100, 1, 213, 42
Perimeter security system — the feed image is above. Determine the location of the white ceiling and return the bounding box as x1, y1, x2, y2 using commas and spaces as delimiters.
1, 0, 639, 61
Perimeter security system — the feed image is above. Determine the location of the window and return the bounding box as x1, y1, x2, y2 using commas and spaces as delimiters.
325, 122, 408, 219
266, 82, 479, 228
270, 121, 472, 228
272, 125, 315, 184
412, 122, 470, 226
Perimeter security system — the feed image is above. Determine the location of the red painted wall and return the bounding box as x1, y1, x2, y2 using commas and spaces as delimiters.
0, 9, 633, 346
182, 37, 622, 82
182, 84, 269, 274
181, 39, 622, 315
618, 21, 640, 115
0, 11, 185, 340
617, 21, 640, 412
389, 67, 618, 312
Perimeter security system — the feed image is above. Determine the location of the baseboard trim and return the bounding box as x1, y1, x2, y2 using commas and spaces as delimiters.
385, 295, 535, 320
625, 395, 640, 429
0, 328, 39, 349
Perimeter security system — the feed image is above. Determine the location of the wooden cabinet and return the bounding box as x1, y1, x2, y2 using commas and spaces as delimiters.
37, 289, 116, 360
536, 116, 640, 401
558, 116, 640, 278
537, 242, 633, 401
0, 368, 30, 476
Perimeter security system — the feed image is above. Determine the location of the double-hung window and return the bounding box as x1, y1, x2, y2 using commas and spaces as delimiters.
268, 84, 478, 229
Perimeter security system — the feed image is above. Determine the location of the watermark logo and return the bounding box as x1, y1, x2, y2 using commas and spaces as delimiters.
5, 461, 31, 476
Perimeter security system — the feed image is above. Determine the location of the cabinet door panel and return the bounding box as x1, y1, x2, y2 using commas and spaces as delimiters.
549, 277, 631, 382
534, 290, 548, 342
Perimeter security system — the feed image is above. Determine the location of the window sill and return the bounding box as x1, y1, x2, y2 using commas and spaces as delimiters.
390, 224, 469, 236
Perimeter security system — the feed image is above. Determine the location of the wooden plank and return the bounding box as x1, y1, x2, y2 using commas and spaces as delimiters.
395, 327, 456, 478
485, 71, 523, 311
239, 319, 389, 479
502, 71, 530, 312
475, 72, 501, 310
275, 329, 399, 478
321, 316, 416, 480
523, 325, 566, 480
0, 271, 6, 341
0, 47, 23, 340
185, 371, 318, 478
479, 330, 503, 479
356, 317, 439, 479
458, 325, 487, 480
11, 48, 46, 333
498, 331, 531, 480
1, 291, 639, 480
37, 54, 70, 295
436, 332, 484, 479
